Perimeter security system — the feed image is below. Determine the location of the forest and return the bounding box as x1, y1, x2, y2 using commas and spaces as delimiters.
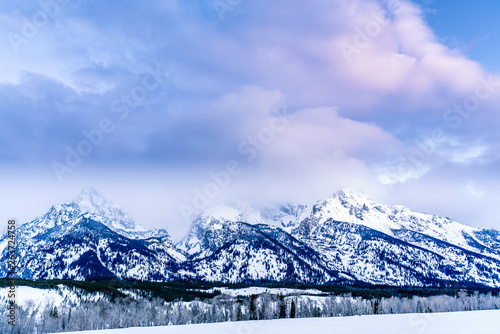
1, 279, 500, 333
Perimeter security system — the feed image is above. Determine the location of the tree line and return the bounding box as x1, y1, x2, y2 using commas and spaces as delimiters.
1, 289, 500, 333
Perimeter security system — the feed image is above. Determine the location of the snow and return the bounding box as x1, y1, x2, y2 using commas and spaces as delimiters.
72, 188, 154, 237
0, 238, 7, 255
199, 286, 325, 297
0, 286, 66, 307
61, 310, 500, 334
4, 187, 500, 286
0, 285, 105, 309
203, 201, 266, 225
261, 203, 312, 230
309, 188, 490, 257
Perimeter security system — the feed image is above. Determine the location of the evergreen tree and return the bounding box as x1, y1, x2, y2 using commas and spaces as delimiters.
249, 294, 258, 320
236, 303, 243, 321
373, 299, 380, 314
278, 294, 287, 319
290, 299, 296, 318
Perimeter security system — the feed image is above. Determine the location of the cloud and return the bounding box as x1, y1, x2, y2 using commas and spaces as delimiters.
191, 90, 399, 206
1, 0, 500, 233
385, 163, 500, 230
464, 181, 485, 198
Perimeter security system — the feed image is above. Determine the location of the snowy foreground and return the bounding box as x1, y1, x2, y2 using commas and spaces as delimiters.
64, 310, 500, 334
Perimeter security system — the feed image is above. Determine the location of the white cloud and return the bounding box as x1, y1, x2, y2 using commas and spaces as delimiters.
465, 181, 485, 198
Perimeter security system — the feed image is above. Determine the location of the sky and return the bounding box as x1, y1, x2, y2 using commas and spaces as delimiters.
1, 0, 500, 239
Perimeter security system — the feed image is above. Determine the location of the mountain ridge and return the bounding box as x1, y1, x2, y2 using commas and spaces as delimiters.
2, 188, 500, 288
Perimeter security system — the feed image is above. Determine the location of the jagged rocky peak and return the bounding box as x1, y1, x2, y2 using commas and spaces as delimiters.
177, 201, 264, 258
72, 187, 107, 209
73, 187, 114, 212
69, 187, 140, 232
260, 203, 311, 229
199, 201, 266, 225
201, 200, 314, 230
333, 188, 374, 206
310, 188, 371, 216
46, 188, 168, 240
184, 202, 254, 236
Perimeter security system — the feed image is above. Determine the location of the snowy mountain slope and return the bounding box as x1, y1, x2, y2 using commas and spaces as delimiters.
0, 189, 186, 281
174, 189, 500, 287
301, 189, 496, 259
177, 205, 273, 259
0, 188, 168, 251
280, 189, 500, 287
0, 216, 184, 281
179, 215, 342, 283
260, 203, 311, 230
71, 188, 170, 240
293, 218, 500, 287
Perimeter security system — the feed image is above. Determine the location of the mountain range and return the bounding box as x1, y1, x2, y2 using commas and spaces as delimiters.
1, 188, 500, 288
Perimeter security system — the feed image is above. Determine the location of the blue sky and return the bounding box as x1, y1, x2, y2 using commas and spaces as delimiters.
1, 0, 500, 238
414, 0, 500, 73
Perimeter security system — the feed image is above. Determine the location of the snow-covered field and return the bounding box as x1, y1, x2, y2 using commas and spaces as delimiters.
198, 286, 325, 297
63, 310, 500, 334
0, 285, 105, 308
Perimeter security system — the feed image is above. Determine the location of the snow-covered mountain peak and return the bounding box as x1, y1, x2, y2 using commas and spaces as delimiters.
202, 205, 242, 223
298, 189, 484, 254
15, 188, 170, 241
177, 201, 266, 258
332, 188, 377, 207
68, 188, 150, 235
72, 187, 119, 215
307, 188, 379, 220
260, 203, 311, 230
200, 201, 266, 225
